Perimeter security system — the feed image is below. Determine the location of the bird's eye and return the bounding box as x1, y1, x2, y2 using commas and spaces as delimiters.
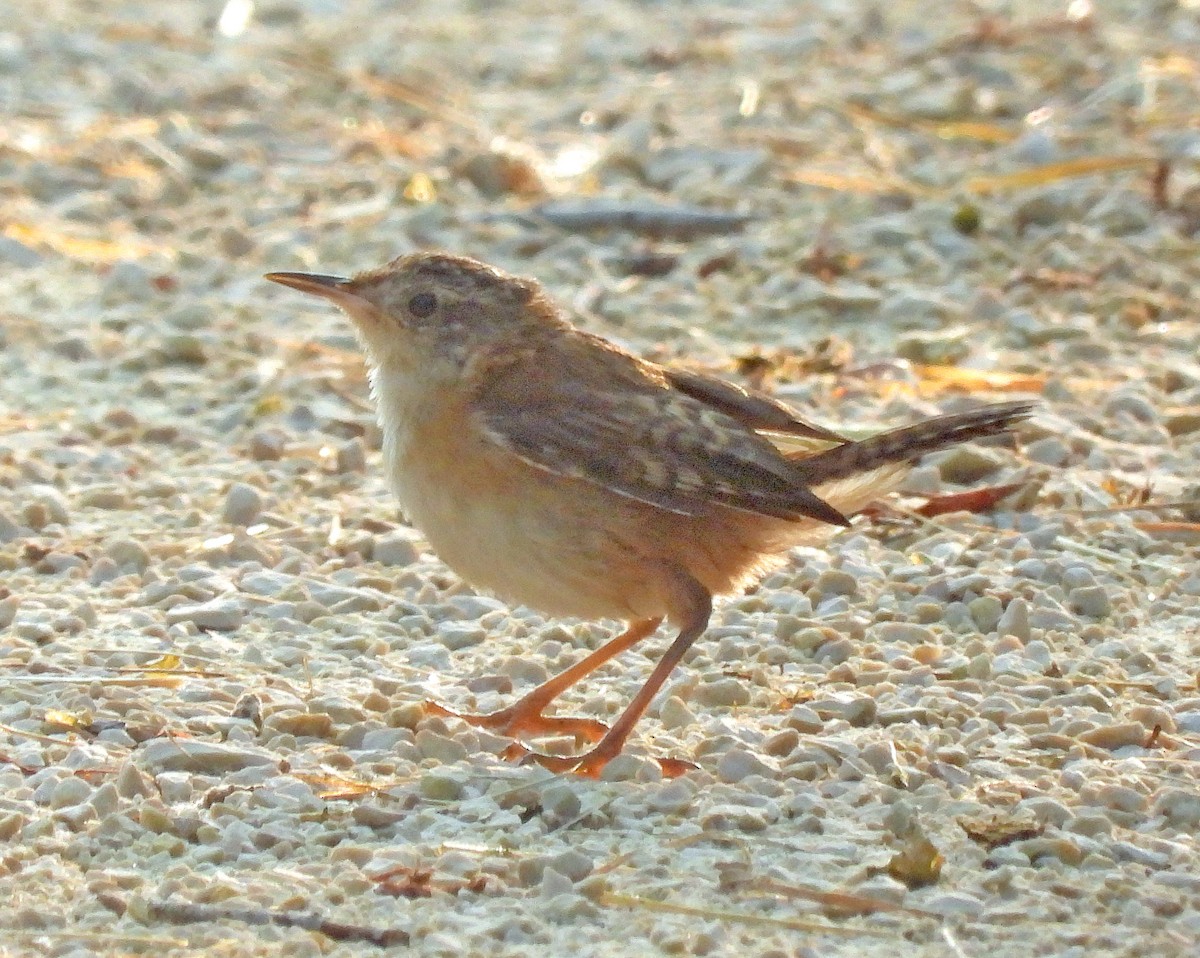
407, 292, 437, 318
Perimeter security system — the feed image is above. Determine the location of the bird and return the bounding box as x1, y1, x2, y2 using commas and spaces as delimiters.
266, 252, 1033, 777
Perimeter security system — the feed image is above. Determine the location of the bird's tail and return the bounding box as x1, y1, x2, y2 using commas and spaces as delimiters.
789, 400, 1035, 486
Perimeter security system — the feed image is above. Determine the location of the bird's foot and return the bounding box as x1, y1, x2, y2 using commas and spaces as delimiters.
500, 740, 697, 779
423, 699, 610, 744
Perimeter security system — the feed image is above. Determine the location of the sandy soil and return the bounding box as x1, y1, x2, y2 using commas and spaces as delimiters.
1, 1, 1198, 956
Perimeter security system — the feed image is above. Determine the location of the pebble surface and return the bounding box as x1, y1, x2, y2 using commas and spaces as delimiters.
1, 1, 1198, 956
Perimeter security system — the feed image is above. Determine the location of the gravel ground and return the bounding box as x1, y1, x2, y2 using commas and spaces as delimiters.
2, 1, 1199, 956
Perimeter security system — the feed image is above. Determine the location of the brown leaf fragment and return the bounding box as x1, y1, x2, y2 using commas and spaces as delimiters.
1150, 160, 1171, 211
1002, 267, 1098, 292
753, 878, 935, 918
914, 481, 1027, 518
371, 864, 487, 898
913, 364, 1047, 393
124, 895, 411, 947
1132, 521, 1200, 545
960, 813, 1043, 850
884, 835, 944, 889
696, 249, 739, 278
964, 156, 1156, 194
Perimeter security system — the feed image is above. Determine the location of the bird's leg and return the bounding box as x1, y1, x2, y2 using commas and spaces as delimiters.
512, 578, 712, 778
425, 617, 663, 743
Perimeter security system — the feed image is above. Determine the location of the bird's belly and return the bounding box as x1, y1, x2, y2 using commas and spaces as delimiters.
389, 429, 668, 622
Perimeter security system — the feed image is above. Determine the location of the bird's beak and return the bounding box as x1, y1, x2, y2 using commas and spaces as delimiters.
266, 270, 385, 333
264, 271, 353, 299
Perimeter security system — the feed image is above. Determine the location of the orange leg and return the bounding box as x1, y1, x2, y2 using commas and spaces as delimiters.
515, 582, 713, 778
425, 618, 663, 743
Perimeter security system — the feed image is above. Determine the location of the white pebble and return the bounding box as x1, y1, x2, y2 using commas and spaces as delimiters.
165, 598, 244, 631
222, 482, 262, 525
374, 530, 421, 566
717, 747, 777, 783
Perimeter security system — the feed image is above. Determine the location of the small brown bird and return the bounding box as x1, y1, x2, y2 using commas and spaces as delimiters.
267, 253, 1032, 776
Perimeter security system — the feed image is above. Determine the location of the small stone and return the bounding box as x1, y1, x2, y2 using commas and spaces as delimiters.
0, 235, 41, 267
419, 771, 465, 801
1089, 784, 1146, 813
25, 485, 70, 528
762, 728, 799, 758
550, 848, 593, 882
105, 538, 151, 571
267, 712, 334, 739
50, 775, 93, 809
80, 488, 128, 509
598, 753, 652, 782
647, 778, 696, 815
1067, 814, 1113, 837
1025, 436, 1070, 466
1128, 705, 1175, 734
873, 622, 935, 645
248, 430, 287, 461
540, 867, 573, 899
1019, 796, 1073, 827
810, 695, 876, 726
358, 727, 411, 751
89, 782, 120, 818
996, 598, 1031, 642
414, 728, 468, 764
1015, 835, 1084, 866
0, 510, 19, 542
353, 802, 408, 828
182, 138, 231, 172
932, 446, 1006, 483
102, 260, 154, 302
658, 695, 696, 730
1154, 788, 1200, 827
699, 803, 768, 832
0, 812, 25, 840
694, 676, 750, 708
219, 227, 255, 258
115, 763, 155, 799
717, 747, 777, 783
1078, 722, 1145, 750
138, 739, 275, 773
1014, 190, 1078, 230
968, 595, 1003, 632
1104, 390, 1158, 423
1069, 586, 1111, 619
464, 674, 512, 696
0, 597, 18, 629
165, 304, 209, 331
438, 625, 486, 650
784, 705, 823, 734
165, 598, 244, 631
1165, 411, 1200, 437
456, 143, 547, 198
541, 783, 582, 826
895, 329, 971, 365
222, 483, 263, 525
374, 531, 421, 567
52, 336, 93, 361
336, 438, 367, 474
55, 803, 96, 831
814, 569, 857, 597
159, 333, 208, 364
924, 891, 984, 916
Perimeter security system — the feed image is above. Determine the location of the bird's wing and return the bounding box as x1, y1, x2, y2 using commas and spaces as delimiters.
662, 367, 847, 443
471, 340, 849, 526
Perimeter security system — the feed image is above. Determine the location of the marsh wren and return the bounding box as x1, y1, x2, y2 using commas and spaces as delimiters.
267, 253, 1032, 777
